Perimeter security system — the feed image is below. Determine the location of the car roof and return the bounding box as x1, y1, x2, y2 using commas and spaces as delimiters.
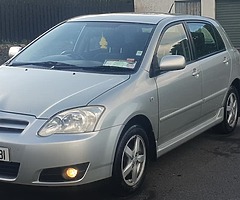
68, 13, 211, 25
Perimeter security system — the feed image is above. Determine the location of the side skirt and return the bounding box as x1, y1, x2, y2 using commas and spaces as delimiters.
156, 107, 224, 158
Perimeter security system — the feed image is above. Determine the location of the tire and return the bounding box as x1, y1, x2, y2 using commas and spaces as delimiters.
216, 86, 239, 134
112, 125, 149, 196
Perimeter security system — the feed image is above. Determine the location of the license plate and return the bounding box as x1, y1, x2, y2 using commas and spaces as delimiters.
0, 147, 10, 161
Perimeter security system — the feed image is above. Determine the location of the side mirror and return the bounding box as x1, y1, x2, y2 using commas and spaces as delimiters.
8, 46, 22, 58
160, 55, 186, 71
149, 55, 186, 78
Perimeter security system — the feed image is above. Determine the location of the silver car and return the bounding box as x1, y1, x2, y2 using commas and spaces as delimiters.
1, 13, 240, 195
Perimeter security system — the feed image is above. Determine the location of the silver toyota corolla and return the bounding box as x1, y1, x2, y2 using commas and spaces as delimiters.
1, 13, 240, 195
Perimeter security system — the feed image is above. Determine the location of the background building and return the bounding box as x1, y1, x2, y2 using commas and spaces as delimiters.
0, 0, 134, 42
134, 0, 240, 49
0, 0, 239, 49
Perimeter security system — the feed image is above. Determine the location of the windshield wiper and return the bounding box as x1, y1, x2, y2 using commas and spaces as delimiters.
89, 65, 135, 72
7, 62, 135, 73
8, 61, 78, 68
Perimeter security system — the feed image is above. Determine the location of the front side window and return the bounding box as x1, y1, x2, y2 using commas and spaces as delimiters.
155, 23, 191, 67
187, 22, 225, 59
9, 22, 155, 74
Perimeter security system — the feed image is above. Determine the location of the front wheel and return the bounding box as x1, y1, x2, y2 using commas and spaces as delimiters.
112, 125, 149, 196
216, 86, 239, 134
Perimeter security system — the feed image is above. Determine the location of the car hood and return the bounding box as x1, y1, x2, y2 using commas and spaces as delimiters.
0, 67, 129, 118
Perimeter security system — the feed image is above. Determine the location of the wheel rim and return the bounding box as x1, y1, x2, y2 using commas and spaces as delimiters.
226, 92, 238, 128
121, 135, 146, 186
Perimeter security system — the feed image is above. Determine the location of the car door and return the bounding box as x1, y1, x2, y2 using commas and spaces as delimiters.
186, 22, 231, 120
153, 23, 202, 145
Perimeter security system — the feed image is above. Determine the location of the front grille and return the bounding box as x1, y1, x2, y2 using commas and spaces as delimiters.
0, 161, 20, 179
0, 119, 28, 134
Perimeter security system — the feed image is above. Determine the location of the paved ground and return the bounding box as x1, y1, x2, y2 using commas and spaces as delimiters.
1, 123, 240, 200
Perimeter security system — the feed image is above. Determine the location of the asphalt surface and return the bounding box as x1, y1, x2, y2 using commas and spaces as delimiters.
2, 122, 240, 200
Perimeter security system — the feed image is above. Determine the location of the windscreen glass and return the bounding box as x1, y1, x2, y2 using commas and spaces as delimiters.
9, 22, 155, 74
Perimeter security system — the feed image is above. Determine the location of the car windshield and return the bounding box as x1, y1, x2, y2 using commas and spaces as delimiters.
9, 21, 155, 74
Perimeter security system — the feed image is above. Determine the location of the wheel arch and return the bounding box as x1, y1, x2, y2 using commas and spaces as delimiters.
119, 115, 157, 161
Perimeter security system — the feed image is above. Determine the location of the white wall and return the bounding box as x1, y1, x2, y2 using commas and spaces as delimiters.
201, 0, 215, 18
134, 0, 216, 18
134, 0, 175, 13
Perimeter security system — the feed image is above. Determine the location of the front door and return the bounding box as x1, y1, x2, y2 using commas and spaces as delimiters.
153, 23, 202, 145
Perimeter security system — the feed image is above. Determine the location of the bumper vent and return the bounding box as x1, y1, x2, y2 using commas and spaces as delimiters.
39, 162, 90, 182
0, 161, 20, 179
0, 119, 28, 134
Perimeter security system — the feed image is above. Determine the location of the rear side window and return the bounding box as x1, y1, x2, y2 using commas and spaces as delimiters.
187, 22, 226, 59
214, 28, 226, 51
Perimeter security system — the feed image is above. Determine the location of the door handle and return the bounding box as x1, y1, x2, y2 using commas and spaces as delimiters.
223, 57, 230, 64
192, 68, 200, 77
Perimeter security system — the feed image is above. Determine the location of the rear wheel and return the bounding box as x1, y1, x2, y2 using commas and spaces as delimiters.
216, 86, 239, 134
112, 125, 149, 196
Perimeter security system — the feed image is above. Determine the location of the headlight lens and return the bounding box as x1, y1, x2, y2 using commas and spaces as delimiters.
38, 106, 105, 137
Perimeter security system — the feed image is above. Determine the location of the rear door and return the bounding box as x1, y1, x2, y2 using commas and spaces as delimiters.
186, 22, 231, 119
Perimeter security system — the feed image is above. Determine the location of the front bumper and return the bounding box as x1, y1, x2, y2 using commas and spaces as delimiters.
0, 111, 122, 186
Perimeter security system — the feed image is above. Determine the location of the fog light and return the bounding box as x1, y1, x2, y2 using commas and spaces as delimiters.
39, 162, 90, 182
63, 167, 78, 180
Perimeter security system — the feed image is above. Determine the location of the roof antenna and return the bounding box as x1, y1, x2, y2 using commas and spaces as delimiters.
168, 2, 175, 13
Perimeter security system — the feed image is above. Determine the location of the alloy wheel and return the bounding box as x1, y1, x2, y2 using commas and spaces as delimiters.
121, 135, 146, 186
226, 92, 238, 128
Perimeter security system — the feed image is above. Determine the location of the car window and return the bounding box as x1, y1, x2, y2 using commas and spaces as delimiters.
11, 22, 154, 74
155, 23, 191, 66
77, 24, 153, 62
214, 27, 226, 51
187, 22, 225, 59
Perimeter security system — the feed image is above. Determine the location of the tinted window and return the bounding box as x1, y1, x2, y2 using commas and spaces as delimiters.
214, 27, 226, 51
187, 22, 225, 59
156, 23, 191, 66
10, 22, 155, 74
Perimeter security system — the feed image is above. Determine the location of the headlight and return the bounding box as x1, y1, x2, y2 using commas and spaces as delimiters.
38, 106, 105, 137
